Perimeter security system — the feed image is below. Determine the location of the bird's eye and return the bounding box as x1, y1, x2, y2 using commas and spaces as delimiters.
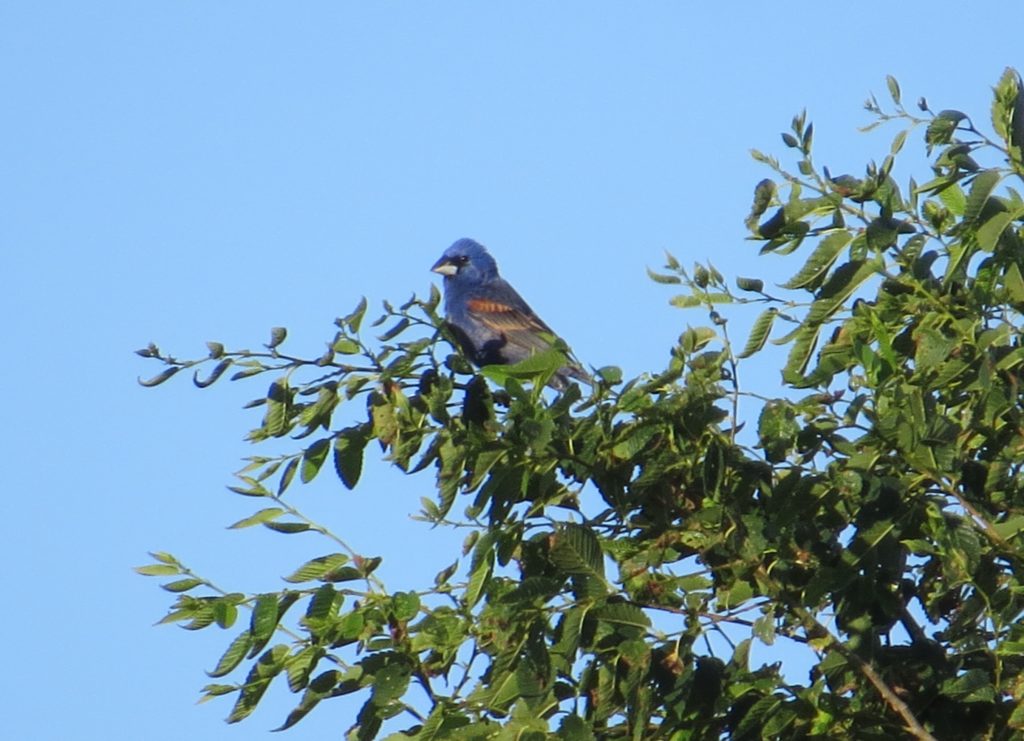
454, 255, 469, 266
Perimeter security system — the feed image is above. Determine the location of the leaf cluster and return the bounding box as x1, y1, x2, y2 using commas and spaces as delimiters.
137, 69, 1024, 739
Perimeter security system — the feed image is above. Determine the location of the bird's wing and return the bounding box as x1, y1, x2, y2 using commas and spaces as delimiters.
466, 298, 556, 351
462, 280, 590, 385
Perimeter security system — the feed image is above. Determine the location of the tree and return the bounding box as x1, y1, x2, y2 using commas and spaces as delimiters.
137, 69, 1024, 739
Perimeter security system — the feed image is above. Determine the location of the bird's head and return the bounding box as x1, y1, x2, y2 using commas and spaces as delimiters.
431, 238, 499, 283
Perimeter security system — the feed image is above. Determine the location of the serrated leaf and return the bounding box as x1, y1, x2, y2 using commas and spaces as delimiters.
782, 324, 820, 382
300, 438, 331, 484
589, 603, 651, 630
550, 524, 605, 582
480, 346, 567, 387
249, 594, 280, 657
737, 308, 778, 359
964, 170, 1002, 223
264, 379, 291, 437
227, 645, 288, 723
208, 631, 253, 678
805, 259, 879, 326
284, 553, 350, 584
465, 533, 495, 609
977, 206, 1024, 253
937, 183, 967, 216
214, 600, 238, 629
333, 426, 367, 489
284, 646, 320, 693
940, 669, 994, 703
779, 231, 853, 290
612, 424, 658, 460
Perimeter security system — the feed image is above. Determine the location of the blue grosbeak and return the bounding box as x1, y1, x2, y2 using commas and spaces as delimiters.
431, 238, 590, 389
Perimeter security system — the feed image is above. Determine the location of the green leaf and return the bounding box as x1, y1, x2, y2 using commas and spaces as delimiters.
779, 230, 853, 290
976, 205, 1024, 252
134, 563, 180, 576
758, 400, 799, 463
805, 259, 879, 327
589, 603, 651, 631
228, 507, 284, 529
964, 170, 1002, 223
213, 600, 238, 629
262, 521, 311, 534
378, 317, 410, 342
341, 296, 369, 333
781, 324, 820, 383
1004, 261, 1024, 302
284, 646, 320, 693
264, 379, 291, 438
890, 128, 908, 155
283, 553, 350, 583
550, 524, 605, 582
646, 266, 681, 285
611, 424, 658, 460
886, 75, 901, 105
940, 669, 994, 703
207, 631, 253, 678
926, 109, 967, 148
277, 457, 298, 495
370, 659, 412, 706
736, 276, 764, 293
558, 714, 595, 741
333, 426, 368, 489
464, 532, 495, 609
669, 294, 703, 309
737, 308, 778, 359
301, 438, 331, 484
248, 594, 280, 657
332, 337, 361, 354
480, 346, 567, 387
391, 591, 421, 621
227, 645, 289, 723
937, 182, 967, 216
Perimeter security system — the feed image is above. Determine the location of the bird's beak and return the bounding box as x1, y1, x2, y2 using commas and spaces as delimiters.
431, 257, 458, 276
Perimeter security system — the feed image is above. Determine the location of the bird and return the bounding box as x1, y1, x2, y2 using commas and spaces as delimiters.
431, 238, 590, 389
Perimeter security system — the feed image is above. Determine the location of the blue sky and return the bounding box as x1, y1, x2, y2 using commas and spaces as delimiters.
3, 2, 1019, 738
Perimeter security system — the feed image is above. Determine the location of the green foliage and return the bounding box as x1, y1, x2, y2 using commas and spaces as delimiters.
137, 71, 1024, 739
